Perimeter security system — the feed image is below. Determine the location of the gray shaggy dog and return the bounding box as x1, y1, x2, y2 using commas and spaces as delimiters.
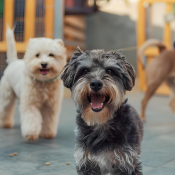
61, 47, 143, 175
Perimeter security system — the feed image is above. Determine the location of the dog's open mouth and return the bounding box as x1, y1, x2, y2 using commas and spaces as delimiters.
40, 69, 49, 75
88, 93, 109, 112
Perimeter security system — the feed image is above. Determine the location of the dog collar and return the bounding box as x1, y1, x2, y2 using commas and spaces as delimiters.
33, 74, 60, 84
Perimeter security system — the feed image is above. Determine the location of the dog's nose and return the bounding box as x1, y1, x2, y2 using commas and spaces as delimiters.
41, 63, 47, 68
90, 80, 103, 92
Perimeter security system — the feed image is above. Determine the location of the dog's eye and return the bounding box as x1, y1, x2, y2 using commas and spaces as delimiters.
49, 53, 54, 57
106, 69, 112, 75
83, 69, 89, 74
36, 53, 40, 57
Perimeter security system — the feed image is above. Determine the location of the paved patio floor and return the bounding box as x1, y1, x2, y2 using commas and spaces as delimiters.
0, 91, 175, 175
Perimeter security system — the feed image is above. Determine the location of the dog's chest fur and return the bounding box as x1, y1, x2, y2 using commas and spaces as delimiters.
75, 146, 137, 173
76, 103, 142, 153
29, 79, 61, 104
37, 84, 54, 101
75, 102, 143, 173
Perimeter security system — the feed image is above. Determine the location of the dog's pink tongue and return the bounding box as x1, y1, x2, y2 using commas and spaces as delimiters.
40, 69, 49, 75
90, 95, 104, 109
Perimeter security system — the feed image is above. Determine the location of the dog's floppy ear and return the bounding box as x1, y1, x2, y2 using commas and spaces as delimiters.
122, 62, 136, 91
71, 46, 83, 61
54, 39, 64, 46
111, 51, 136, 91
61, 46, 83, 89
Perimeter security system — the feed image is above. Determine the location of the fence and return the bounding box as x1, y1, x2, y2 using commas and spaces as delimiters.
0, 0, 54, 79
137, 0, 174, 95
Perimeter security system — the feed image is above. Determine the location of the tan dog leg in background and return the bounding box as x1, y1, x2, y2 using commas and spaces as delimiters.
167, 78, 175, 113
141, 56, 171, 121
141, 83, 161, 121
0, 77, 16, 128
169, 96, 175, 114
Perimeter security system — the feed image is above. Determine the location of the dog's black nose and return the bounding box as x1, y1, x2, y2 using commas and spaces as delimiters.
41, 63, 47, 68
90, 80, 103, 92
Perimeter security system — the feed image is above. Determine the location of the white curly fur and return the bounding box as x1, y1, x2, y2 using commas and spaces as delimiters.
0, 27, 67, 141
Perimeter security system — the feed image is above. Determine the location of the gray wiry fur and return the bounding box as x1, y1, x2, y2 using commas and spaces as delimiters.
75, 146, 140, 175
61, 49, 135, 91
61, 48, 143, 175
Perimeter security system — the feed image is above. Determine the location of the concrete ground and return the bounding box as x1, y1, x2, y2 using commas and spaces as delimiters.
0, 91, 175, 175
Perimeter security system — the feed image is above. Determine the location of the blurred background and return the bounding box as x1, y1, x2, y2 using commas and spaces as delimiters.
1, 0, 175, 95
1, 0, 175, 175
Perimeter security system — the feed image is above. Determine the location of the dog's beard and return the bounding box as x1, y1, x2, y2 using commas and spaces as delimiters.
72, 79, 124, 125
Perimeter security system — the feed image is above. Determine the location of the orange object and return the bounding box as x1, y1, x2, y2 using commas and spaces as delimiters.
24, 0, 36, 41
137, 0, 173, 95
45, 0, 54, 38
0, 0, 55, 53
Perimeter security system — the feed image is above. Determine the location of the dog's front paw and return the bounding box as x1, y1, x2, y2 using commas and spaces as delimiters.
0, 117, 14, 128
25, 135, 39, 141
21, 122, 42, 141
0, 122, 13, 128
40, 132, 56, 139
140, 113, 146, 122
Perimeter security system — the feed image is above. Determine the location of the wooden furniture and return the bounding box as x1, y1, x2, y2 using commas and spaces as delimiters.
64, 15, 86, 61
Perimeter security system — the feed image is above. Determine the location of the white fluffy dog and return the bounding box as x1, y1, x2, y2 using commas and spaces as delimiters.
0, 27, 67, 141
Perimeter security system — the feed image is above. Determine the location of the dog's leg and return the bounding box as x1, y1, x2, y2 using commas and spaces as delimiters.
134, 158, 143, 175
110, 157, 142, 175
169, 93, 175, 114
134, 165, 142, 175
40, 103, 60, 139
166, 78, 175, 113
0, 77, 16, 128
20, 101, 42, 141
74, 146, 102, 175
40, 83, 64, 139
141, 82, 160, 121
111, 167, 132, 175
76, 161, 101, 175
141, 57, 171, 121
